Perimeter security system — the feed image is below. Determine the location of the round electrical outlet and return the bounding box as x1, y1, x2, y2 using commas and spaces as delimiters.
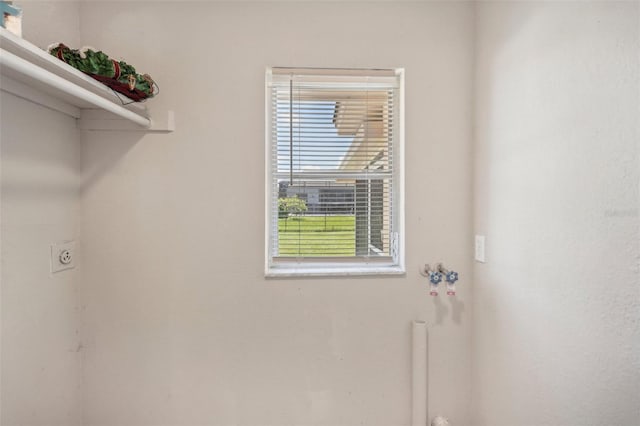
59, 249, 72, 265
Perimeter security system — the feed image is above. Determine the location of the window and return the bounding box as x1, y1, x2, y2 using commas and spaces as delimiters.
265, 67, 404, 277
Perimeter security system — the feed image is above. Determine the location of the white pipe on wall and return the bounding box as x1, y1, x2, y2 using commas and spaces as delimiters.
0, 48, 151, 128
412, 320, 428, 426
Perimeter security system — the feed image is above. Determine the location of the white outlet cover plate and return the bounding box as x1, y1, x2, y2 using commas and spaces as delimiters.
51, 240, 76, 273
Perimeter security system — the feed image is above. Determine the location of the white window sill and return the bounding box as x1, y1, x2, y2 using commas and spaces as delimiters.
265, 264, 406, 278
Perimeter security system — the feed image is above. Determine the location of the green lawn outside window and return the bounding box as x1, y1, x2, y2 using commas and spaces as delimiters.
278, 215, 355, 256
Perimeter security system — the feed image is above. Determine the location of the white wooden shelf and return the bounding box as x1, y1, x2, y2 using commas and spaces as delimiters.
0, 28, 173, 132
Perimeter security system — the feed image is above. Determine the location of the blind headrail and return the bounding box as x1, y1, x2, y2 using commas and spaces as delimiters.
271, 67, 398, 77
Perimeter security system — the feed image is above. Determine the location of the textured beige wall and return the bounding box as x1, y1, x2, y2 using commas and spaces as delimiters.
472, 2, 640, 425
1, 3, 83, 425
1, 97, 82, 425
79, 1, 474, 425
14, 0, 81, 49
6, 2, 636, 425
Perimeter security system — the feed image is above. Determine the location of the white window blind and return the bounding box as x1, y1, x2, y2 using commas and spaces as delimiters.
266, 67, 404, 276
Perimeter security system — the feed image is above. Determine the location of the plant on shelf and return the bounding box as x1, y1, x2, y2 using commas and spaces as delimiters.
48, 43, 157, 102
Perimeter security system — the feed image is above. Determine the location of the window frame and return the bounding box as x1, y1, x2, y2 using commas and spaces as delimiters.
264, 67, 405, 277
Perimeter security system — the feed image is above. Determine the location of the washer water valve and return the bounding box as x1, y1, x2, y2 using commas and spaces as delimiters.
442, 267, 459, 296
420, 263, 459, 296
428, 270, 442, 296
420, 264, 441, 296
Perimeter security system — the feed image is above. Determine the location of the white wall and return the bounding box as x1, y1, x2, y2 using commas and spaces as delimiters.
1, 92, 82, 426
79, 1, 474, 425
5, 2, 638, 425
15, 0, 81, 49
1, 3, 83, 425
472, 2, 640, 425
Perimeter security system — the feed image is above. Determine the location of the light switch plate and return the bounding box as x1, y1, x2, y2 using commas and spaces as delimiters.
51, 241, 76, 273
475, 235, 486, 263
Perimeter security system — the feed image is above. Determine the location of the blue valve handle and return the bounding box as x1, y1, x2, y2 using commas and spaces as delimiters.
429, 271, 443, 285
446, 271, 459, 284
